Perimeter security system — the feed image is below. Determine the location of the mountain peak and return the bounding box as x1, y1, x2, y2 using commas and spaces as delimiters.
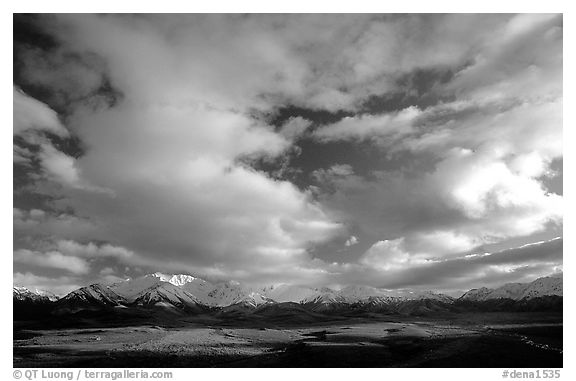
18, 273, 562, 313
458, 276, 562, 302
149, 272, 197, 286
13, 286, 58, 302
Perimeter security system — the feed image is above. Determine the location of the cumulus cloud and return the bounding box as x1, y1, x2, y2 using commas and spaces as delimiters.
13, 87, 68, 137
14, 208, 98, 244
345, 235, 358, 247
360, 238, 418, 270
13, 272, 81, 296
314, 106, 421, 143
13, 14, 562, 289
312, 164, 355, 184
15, 14, 349, 284
38, 145, 82, 185
309, 14, 562, 272
56, 240, 134, 259
41, 14, 515, 113
37, 145, 113, 193
315, 147, 561, 266
278, 117, 313, 140
14, 249, 90, 274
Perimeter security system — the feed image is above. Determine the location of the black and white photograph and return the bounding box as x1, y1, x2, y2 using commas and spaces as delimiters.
11, 10, 566, 372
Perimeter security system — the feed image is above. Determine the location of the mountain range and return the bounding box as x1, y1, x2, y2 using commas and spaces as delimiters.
14, 272, 563, 317
460, 273, 562, 302
13, 286, 58, 302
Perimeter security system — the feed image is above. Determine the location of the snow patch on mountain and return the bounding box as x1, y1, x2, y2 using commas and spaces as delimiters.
13, 286, 58, 302
60, 284, 125, 307
231, 292, 275, 308
150, 272, 197, 287
258, 284, 318, 303
132, 282, 200, 308
47, 272, 562, 313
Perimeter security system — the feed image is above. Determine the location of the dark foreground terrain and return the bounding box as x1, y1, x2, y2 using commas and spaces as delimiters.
14, 311, 562, 368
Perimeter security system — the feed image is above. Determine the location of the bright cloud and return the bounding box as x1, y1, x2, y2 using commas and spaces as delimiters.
13, 14, 562, 291
13, 87, 68, 137
56, 240, 134, 259
314, 106, 421, 143
345, 236, 359, 247
14, 249, 90, 274
13, 272, 81, 296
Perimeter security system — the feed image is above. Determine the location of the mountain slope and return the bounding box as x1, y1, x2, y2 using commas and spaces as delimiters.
521, 276, 562, 299
13, 286, 58, 302
16, 272, 561, 318
56, 284, 126, 313
459, 276, 562, 302
204, 281, 250, 306
131, 283, 203, 312
232, 292, 275, 308
259, 284, 319, 303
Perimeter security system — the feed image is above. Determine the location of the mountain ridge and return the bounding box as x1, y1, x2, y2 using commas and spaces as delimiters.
15, 272, 563, 314
459, 276, 562, 302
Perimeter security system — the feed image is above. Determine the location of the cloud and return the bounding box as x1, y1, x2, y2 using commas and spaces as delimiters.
342, 237, 562, 290
13, 87, 68, 137
278, 117, 313, 140
56, 240, 134, 259
345, 235, 358, 247
314, 106, 421, 143
37, 145, 113, 193
312, 164, 355, 184
309, 14, 562, 270
15, 15, 352, 283
41, 14, 515, 113
13, 86, 109, 193
38, 145, 82, 185
14, 208, 98, 244
13, 272, 81, 296
13, 15, 562, 289
447, 14, 561, 103
360, 238, 417, 270
14, 249, 90, 274
18, 40, 105, 109
315, 147, 561, 263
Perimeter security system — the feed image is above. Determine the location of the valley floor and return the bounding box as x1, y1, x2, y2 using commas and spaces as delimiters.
14, 313, 562, 368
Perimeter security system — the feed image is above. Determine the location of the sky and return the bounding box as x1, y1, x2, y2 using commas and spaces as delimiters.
13, 14, 563, 295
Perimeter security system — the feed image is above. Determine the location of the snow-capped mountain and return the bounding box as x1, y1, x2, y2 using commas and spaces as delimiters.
412, 290, 455, 303
301, 288, 346, 305
338, 285, 390, 302
109, 273, 168, 300
57, 284, 126, 311
18, 272, 561, 315
131, 283, 201, 310
521, 276, 563, 299
258, 284, 319, 303
230, 292, 275, 308
109, 274, 202, 309
56, 273, 256, 311
459, 287, 492, 301
13, 286, 58, 302
150, 272, 197, 287
357, 295, 405, 309
204, 281, 250, 306
459, 276, 562, 301
259, 284, 454, 305
300, 289, 348, 312
181, 277, 216, 303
